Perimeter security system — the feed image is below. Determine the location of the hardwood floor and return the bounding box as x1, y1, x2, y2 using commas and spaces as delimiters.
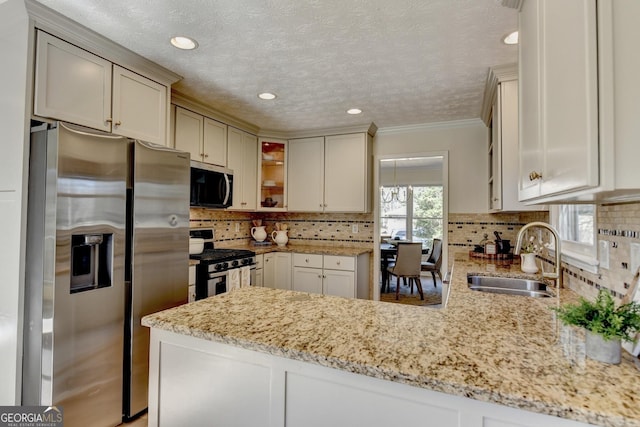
123, 412, 147, 427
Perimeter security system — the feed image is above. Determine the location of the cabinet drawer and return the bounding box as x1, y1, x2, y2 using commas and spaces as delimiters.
293, 253, 323, 269
323, 255, 354, 271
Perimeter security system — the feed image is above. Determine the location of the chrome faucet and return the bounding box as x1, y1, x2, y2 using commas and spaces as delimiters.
514, 222, 563, 289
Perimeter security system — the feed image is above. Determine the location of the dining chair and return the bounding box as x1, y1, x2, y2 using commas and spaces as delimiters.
421, 238, 443, 286
386, 242, 424, 300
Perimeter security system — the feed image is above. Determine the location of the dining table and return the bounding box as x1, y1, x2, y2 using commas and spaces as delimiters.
380, 241, 429, 293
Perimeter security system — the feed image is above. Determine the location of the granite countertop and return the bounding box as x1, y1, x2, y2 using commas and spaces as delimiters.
143, 256, 640, 427
217, 242, 372, 257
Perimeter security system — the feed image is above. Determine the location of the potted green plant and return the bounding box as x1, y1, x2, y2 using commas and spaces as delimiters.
553, 289, 640, 364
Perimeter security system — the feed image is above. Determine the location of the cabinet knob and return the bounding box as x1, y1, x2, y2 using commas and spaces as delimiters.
493, 197, 499, 201
114, 121, 121, 126
529, 171, 542, 181
105, 118, 113, 123
323, 204, 327, 207
204, 154, 209, 158
336, 261, 341, 265
305, 258, 309, 263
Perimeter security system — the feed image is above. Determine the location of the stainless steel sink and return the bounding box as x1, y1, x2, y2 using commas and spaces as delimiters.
467, 275, 553, 298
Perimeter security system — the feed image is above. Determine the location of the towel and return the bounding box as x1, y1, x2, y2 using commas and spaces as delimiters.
240, 266, 251, 288
228, 268, 241, 292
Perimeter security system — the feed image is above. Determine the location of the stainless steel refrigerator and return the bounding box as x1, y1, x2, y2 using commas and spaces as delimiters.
23, 122, 190, 426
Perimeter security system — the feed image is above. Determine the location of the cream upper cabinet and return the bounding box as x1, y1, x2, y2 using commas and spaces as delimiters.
203, 117, 228, 166
34, 31, 112, 132
518, 0, 640, 203
288, 137, 325, 211
174, 106, 227, 165
227, 127, 257, 210
34, 31, 168, 145
324, 133, 372, 212
174, 107, 203, 161
288, 133, 372, 212
112, 65, 167, 144
485, 65, 540, 212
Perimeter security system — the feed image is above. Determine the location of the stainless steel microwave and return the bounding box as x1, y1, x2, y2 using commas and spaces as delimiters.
190, 160, 233, 208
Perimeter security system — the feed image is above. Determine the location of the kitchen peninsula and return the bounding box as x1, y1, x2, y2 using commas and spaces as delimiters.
142, 258, 640, 427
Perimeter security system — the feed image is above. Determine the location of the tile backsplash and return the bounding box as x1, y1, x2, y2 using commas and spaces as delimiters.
447, 211, 548, 260
193, 202, 640, 302
450, 203, 640, 302
190, 208, 374, 248
565, 202, 640, 301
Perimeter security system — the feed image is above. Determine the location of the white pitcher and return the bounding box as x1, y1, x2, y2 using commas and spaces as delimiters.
271, 230, 288, 247
251, 226, 267, 242
520, 253, 539, 274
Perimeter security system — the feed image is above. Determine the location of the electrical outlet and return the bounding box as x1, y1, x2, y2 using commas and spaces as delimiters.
352, 224, 359, 233
599, 240, 609, 270
631, 242, 640, 274
235, 222, 240, 232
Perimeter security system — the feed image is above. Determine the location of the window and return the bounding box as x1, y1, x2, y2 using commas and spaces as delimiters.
380, 185, 443, 248
550, 204, 598, 272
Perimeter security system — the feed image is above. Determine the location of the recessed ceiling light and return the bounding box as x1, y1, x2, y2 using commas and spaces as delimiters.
170, 36, 198, 50
347, 108, 362, 115
258, 92, 277, 100
503, 31, 519, 45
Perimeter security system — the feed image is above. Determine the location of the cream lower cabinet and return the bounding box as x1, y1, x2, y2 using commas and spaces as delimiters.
188, 265, 196, 303
254, 254, 264, 287
149, 329, 596, 427
227, 127, 258, 210
34, 31, 168, 145
292, 254, 323, 294
263, 252, 291, 290
292, 253, 369, 299
173, 105, 227, 165
288, 133, 372, 212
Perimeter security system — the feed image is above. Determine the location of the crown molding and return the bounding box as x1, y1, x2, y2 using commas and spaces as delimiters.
259, 122, 377, 140
480, 63, 518, 126
24, 0, 181, 86
501, 0, 523, 11
171, 90, 260, 135
376, 118, 483, 135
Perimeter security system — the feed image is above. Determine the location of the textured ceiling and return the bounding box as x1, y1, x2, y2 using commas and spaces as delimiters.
36, 0, 518, 133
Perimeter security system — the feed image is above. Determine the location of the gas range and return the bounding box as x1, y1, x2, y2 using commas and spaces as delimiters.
190, 248, 255, 272
189, 228, 256, 300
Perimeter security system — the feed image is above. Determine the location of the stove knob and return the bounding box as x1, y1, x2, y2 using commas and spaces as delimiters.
222, 262, 229, 270
231, 260, 239, 267
215, 263, 223, 271
242, 258, 250, 265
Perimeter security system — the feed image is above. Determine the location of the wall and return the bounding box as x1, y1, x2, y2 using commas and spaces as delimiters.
380, 166, 443, 186
375, 120, 488, 213
0, 0, 30, 405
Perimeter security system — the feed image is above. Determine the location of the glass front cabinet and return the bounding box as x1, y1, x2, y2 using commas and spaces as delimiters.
258, 138, 287, 211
